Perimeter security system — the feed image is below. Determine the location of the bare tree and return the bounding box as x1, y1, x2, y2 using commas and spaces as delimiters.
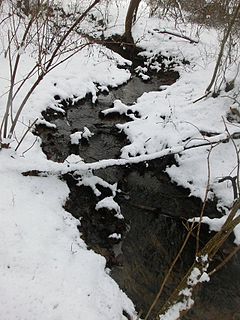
124, 0, 141, 44
205, 1, 240, 94
0, 0, 101, 149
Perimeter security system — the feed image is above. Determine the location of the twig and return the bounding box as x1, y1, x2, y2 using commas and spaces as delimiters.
196, 145, 212, 255
21, 137, 38, 156
218, 176, 238, 200
144, 223, 194, 320
15, 118, 38, 151
223, 117, 240, 199
192, 91, 210, 104
208, 245, 240, 276
1, 14, 35, 139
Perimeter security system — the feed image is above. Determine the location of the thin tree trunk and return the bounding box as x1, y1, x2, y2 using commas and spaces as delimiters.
206, 1, 240, 93
124, 0, 141, 44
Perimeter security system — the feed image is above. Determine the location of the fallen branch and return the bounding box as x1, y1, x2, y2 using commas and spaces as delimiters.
21, 170, 50, 177
152, 29, 199, 44
218, 175, 238, 200
21, 131, 240, 176
192, 91, 210, 104
209, 245, 240, 276
131, 203, 187, 221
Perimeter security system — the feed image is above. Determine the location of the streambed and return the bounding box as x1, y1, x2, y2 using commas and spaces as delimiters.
36, 72, 240, 320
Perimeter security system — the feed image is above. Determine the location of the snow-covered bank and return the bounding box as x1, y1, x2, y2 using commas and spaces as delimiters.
0, 55, 136, 320
0, 1, 136, 319
0, 160, 135, 320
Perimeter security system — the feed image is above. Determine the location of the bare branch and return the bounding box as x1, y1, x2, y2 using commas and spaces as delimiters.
152, 29, 199, 44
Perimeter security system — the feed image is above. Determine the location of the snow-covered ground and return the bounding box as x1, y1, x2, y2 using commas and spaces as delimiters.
0, 0, 239, 319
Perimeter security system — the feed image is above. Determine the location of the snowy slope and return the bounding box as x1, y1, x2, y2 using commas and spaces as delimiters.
0, 1, 136, 319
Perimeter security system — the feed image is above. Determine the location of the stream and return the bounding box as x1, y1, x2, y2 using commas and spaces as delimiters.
36, 69, 240, 319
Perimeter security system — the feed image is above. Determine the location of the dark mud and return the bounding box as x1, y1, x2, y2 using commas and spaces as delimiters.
37, 71, 240, 319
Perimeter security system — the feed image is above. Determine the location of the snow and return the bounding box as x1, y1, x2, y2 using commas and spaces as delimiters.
37, 119, 57, 129
159, 299, 194, 320
96, 197, 124, 220
77, 172, 118, 197
0, 0, 240, 319
109, 233, 122, 240
160, 264, 210, 320
187, 268, 203, 286
70, 128, 93, 144
103, 100, 131, 116
96, 197, 121, 213
0, 157, 135, 320
70, 131, 83, 144
199, 272, 210, 283
82, 127, 94, 140
64, 154, 83, 164
0, 1, 136, 319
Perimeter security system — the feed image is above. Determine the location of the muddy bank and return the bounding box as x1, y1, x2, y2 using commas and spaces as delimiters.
36, 70, 240, 319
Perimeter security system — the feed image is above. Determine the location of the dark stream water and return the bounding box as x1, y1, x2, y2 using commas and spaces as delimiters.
36, 73, 240, 320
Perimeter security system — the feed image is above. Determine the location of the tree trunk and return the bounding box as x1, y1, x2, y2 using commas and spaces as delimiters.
205, 1, 240, 93
124, 0, 141, 44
